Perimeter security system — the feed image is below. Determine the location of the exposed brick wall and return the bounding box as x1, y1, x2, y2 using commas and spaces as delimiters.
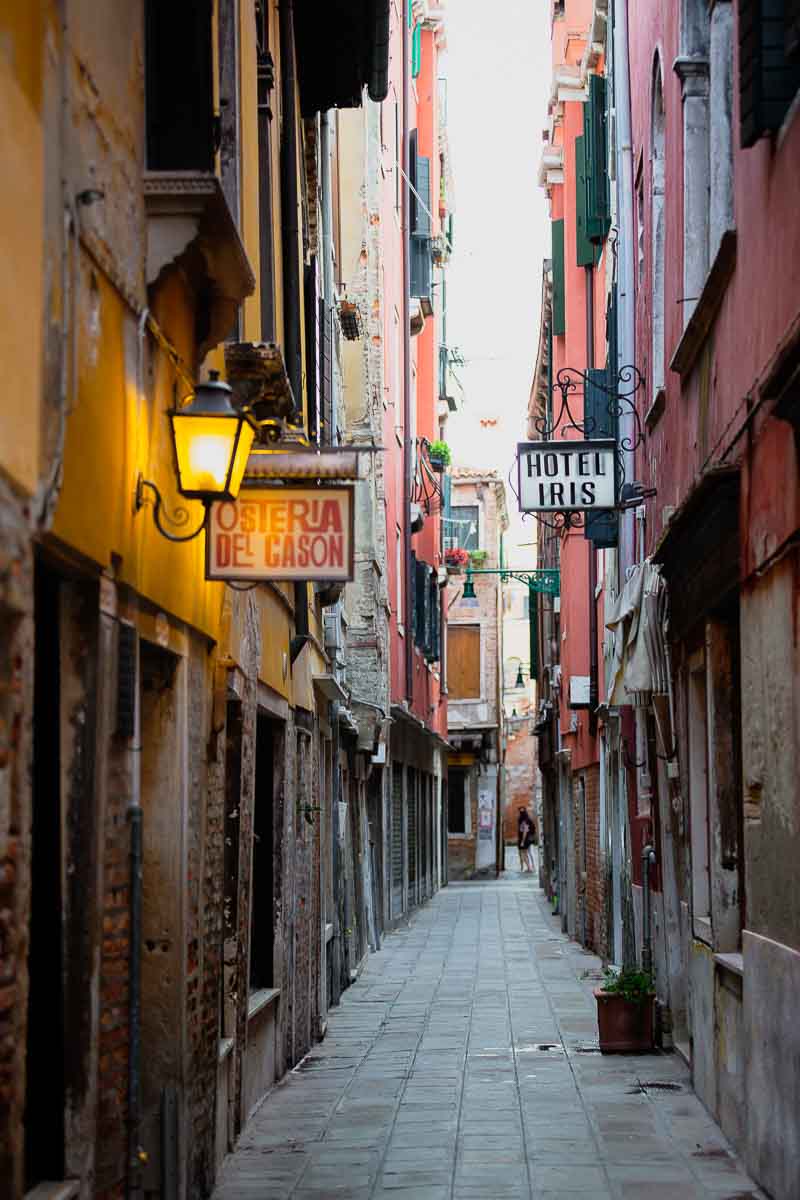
573, 765, 604, 956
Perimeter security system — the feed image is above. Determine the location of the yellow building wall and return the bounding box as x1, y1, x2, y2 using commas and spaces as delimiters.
0, 3, 47, 496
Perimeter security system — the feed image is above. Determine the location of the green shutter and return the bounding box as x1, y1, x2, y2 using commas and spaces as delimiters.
415, 155, 431, 235
528, 589, 538, 680
739, 0, 800, 146
412, 22, 422, 77
584, 366, 618, 547
575, 135, 595, 267
552, 219, 566, 336
584, 74, 610, 244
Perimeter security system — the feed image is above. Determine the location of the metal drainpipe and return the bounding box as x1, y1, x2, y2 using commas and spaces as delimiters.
613, 0, 636, 578
127, 651, 143, 1198
641, 842, 656, 975
586, 266, 598, 735
279, 0, 302, 415
320, 112, 335, 439
402, 3, 413, 701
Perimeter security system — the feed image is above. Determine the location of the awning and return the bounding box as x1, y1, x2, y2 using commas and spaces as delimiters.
605, 559, 669, 707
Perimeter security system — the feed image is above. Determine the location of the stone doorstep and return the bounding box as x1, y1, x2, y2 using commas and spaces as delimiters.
24, 1186, 80, 1200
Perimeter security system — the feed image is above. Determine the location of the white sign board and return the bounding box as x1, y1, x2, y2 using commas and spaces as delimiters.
206, 486, 354, 582
569, 675, 591, 708
517, 440, 616, 511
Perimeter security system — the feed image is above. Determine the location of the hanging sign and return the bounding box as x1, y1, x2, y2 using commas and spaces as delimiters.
206, 486, 354, 582
517, 440, 616, 512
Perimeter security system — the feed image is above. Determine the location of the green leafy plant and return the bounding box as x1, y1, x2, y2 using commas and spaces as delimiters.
468, 549, 488, 567
427, 439, 452, 466
600, 967, 654, 1004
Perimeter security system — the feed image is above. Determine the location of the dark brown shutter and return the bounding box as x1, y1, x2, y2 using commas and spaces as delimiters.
447, 625, 481, 698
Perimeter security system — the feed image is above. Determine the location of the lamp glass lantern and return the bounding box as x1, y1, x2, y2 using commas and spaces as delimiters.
171, 371, 255, 502
514, 663, 525, 689
461, 570, 478, 605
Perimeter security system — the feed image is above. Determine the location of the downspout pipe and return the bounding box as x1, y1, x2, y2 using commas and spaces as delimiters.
280, 0, 302, 417
641, 842, 657, 975
586, 267, 598, 735
402, 7, 413, 701
280, 3, 310, 656
612, 0, 636, 577
127, 645, 143, 1198
320, 112, 335, 439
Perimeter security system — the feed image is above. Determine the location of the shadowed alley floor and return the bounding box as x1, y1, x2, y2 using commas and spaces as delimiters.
212, 866, 763, 1200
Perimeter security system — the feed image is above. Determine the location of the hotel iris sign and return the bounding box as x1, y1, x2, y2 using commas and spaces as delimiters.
516, 440, 616, 512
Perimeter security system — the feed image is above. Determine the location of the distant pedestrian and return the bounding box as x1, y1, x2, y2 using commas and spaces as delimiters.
517, 807, 536, 873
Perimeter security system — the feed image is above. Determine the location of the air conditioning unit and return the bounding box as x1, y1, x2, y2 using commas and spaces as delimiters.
323, 612, 342, 654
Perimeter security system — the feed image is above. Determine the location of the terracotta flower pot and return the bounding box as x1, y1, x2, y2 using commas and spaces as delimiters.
595, 989, 655, 1053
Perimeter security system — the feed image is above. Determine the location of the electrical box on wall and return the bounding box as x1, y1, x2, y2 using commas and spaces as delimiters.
569, 675, 590, 708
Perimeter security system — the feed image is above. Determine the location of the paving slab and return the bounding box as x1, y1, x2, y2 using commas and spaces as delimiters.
212, 871, 764, 1200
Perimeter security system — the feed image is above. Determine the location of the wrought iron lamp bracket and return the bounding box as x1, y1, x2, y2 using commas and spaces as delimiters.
525, 364, 646, 534
135, 474, 208, 543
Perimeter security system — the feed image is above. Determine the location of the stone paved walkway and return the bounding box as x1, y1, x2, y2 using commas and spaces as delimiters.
213, 869, 763, 1200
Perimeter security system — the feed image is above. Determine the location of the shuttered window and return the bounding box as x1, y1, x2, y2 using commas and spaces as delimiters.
412, 21, 422, 77
407, 768, 417, 903
584, 366, 619, 548
447, 625, 481, 698
584, 73, 611, 244
552, 219, 566, 336
575, 135, 596, 267
391, 766, 404, 915
739, 0, 800, 145
411, 153, 432, 302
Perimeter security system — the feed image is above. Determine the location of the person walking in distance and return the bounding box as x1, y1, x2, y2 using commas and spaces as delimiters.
517, 807, 536, 873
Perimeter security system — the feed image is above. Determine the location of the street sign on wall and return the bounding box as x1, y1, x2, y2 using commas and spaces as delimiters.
206, 486, 354, 582
517, 440, 616, 511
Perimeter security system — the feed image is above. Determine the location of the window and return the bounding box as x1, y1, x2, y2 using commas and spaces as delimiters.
551, 218, 566, 335
651, 60, 666, 398
145, 0, 214, 171
688, 651, 711, 936
447, 625, 481, 698
448, 770, 468, 834
445, 504, 479, 552
250, 715, 276, 989
412, 21, 422, 78
395, 526, 403, 630
739, 0, 800, 146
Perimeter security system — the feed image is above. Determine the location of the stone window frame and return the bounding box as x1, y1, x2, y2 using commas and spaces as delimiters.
672, 1, 736, 356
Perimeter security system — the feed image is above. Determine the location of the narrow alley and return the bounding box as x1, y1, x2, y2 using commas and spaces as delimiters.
212, 867, 762, 1200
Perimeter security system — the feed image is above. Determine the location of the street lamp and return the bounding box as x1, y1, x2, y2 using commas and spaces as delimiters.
459, 570, 480, 607
514, 662, 525, 689
136, 371, 257, 542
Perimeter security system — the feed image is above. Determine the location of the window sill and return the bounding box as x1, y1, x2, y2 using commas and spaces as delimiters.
248, 987, 280, 1021
670, 229, 737, 378
143, 171, 255, 358
645, 387, 666, 431
714, 951, 743, 978
25, 1185, 80, 1200
693, 915, 713, 946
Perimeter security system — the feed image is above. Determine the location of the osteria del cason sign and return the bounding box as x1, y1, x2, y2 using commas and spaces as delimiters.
517, 439, 616, 512
206, 486, 354, 582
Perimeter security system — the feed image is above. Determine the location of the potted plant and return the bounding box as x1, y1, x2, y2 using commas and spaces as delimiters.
427, 439, 452, 471
468, 549, 488, 568
595, 968, 655, 1053
444, 546, 469, 574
